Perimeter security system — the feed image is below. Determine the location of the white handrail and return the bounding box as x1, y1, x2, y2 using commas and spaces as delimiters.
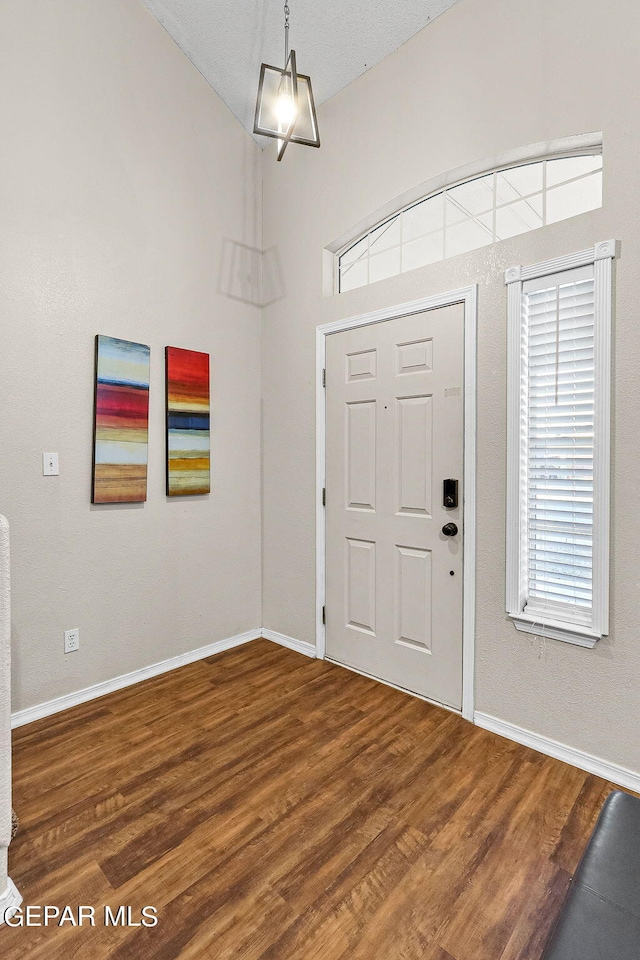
0, 515, 21, 922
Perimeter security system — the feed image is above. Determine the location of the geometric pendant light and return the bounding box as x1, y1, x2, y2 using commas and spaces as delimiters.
253, 2, 320, 161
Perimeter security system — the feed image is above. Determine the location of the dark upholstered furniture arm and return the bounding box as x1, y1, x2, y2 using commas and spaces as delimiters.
543, 790, 640, 960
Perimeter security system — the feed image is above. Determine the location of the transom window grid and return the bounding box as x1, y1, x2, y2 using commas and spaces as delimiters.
339, 155, 603, 292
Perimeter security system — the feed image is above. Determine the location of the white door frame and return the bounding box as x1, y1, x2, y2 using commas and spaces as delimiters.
316, 286, 477, 721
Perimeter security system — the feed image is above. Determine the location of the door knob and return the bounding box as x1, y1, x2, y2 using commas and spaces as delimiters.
442, 522, 458, 537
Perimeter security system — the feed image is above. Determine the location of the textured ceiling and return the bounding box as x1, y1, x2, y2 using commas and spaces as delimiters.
141, 0, 462, 145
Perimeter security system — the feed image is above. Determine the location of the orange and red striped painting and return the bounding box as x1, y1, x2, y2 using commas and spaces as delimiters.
165, 347, 210, 496
92, 336, 151, 503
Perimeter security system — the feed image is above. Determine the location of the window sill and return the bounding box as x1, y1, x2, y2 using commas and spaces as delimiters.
509, 614, 601, 648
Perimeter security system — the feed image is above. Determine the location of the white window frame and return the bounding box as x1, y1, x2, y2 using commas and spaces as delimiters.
505, 240, 617, 648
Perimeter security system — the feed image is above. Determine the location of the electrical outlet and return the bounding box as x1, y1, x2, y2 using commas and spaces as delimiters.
64, 628, 79, 654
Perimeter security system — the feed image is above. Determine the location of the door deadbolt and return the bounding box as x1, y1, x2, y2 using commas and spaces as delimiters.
443, 478, 458, 509
442, 522, 458, 537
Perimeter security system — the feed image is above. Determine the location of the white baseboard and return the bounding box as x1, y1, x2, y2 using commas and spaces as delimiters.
11, 629, 262, 729
474, 711, 640, 794
0, 877, 22, 924
12, 633, 638, 795
10, 628, 317, 729
262, 628, 317, 659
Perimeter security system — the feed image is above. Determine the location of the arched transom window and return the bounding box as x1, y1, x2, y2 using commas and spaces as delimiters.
338, 154, 603, 292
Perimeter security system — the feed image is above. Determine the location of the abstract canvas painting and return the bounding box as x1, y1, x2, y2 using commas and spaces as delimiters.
92, 336, 151, 503
165, 347, 210, 496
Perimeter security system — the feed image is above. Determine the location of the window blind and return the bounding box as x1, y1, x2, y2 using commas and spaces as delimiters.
523, 267, 595, 618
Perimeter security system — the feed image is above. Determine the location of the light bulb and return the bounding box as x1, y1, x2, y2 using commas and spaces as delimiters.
275, 92, 297, 127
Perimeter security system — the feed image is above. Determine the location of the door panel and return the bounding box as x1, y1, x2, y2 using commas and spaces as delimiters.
397, 395, 433, 515
396, 545, 432, 652
346, 401, 377, 510
346, 538, 376, 634
325, 304, 464, 708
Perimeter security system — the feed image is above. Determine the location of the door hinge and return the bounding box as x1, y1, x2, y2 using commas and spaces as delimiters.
322, 605, 326, 625
322, 368, 326, 387
322, 487, 326, 506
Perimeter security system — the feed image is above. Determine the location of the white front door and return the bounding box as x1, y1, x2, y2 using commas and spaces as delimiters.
325, 303, 464, 709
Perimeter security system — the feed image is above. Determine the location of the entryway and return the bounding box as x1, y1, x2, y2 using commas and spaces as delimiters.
316, 289, 477, 717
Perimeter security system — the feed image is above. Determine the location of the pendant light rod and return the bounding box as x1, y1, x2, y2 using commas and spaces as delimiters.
284, 2, 290, 63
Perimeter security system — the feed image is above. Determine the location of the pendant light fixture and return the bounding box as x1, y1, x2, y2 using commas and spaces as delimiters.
253, 2, 320, 161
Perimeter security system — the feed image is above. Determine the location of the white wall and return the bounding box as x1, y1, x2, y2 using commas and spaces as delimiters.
0, 0, 262, 713
262, 0, 640, 771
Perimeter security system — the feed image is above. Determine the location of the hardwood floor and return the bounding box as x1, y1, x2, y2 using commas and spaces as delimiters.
5, 638, 623, 959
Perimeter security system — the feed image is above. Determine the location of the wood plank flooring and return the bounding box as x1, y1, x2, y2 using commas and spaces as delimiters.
5, 638, 625, 959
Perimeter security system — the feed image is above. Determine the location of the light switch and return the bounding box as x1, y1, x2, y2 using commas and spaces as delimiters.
43, 453, 59, 476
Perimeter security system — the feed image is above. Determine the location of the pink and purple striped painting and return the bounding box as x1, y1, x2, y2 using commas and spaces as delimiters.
92, 336, 151, 503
